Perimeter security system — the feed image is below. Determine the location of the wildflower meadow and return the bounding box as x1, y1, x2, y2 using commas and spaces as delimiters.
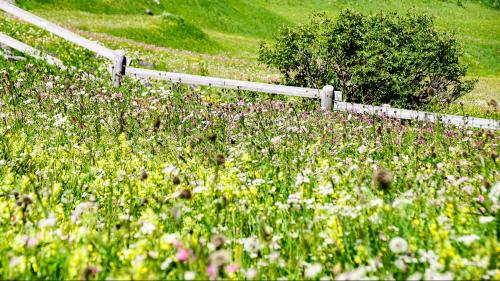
0, 55, 498, 280
0, 3, 499, 280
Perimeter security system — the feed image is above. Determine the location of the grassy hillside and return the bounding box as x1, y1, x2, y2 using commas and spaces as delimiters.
15, 0, 500, 78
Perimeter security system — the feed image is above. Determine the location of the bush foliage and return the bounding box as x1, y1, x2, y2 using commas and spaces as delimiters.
259, 10, 476, 109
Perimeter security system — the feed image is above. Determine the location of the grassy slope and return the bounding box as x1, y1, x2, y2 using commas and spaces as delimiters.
15, 0, 291, 54
4, 0, 500, 117
15, 0, 500, 76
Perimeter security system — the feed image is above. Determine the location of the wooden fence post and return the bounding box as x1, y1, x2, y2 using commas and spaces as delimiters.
334, 91, 342, 103
321, 85, 334, 110
112, 50, 126, 87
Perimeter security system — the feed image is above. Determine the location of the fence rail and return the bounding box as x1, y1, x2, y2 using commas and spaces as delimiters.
0, 1, 115, 60
0, 32, 65, 68
0, 0, 498, 130
334, 102, 499, 129
125, 67, 323, 98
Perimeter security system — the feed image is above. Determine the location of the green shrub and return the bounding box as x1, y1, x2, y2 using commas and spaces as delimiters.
259, 10, 476, 109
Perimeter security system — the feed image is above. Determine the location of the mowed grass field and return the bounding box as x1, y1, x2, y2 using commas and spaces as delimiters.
6, 0, 499, 118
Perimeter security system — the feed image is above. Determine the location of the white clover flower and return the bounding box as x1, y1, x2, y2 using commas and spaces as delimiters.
367, 258, 383, 272
53, 113, 67, 128
462, 185, 474, 195
287, 192, 302, 205
184, 271, 195, 280
488, 182, 500, 204
9, 256, 25, 270
38, 214, 57, 228
368, 214, 381, 224
245, 268, 258, 279
456, 234, 480, 246
71, 202, 96, 223
209, 250, 231, 267
392, 198, 413, 209
454, 177, 468, 186
418, 249, 443, 271
424, 270, 453, 281
193, 184, 208, 194
295, 173, 310, 186
317, 185, 334, 196
160, 257, 173, 270
271, 136, 282, 146
406, 272, 423, 281
251, 179, 266, 186
389, 237, 408, 254
275, 202, 289, 210
335, 266, 367, 280
479, 216, 495, 224
394, 259, 407, 272
369, 198, 384, 208
268, 251, 280, 262
305, 263, 323, 278
357, 145, 367, 154
141, 221, 156, 235
148, 251, 158, 259
162, 163, 179, 175
242, 237, 263, 256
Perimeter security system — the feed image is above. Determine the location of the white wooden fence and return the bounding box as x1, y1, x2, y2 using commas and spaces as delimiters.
0, 0, 498, 130
0, 32, 65, 68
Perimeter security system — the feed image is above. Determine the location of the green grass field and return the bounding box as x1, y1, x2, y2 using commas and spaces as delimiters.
14, 0, 500, 77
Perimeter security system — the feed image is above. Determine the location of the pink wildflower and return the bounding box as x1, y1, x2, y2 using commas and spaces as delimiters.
226, 263, 239, 274
175, 248, 190, 262
174, 241, 183, 248
27, 237, 38, 248
207, 264, 217, 279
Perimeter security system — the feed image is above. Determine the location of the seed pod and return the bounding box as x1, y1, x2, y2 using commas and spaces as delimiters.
179, 189, 192, 200
375, 169, 393, 192
484, 181, 492, 190
17, 196, 34, 207
153, 118, 161, 132
216, 154, 226, 166
211, 234, 226, 249
172, 176, 181, 185
208, 133, 217, 142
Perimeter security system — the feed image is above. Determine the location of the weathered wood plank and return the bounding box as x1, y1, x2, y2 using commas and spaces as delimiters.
333, 102, 500, 130
0, 1, 116, 60
125, 67, 320, 98
320, 85, 334, 110
0, 32, 65, 68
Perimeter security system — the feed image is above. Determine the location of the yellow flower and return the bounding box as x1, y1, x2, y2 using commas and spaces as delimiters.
329, 216, 344, 253
53, 183, 62, 196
